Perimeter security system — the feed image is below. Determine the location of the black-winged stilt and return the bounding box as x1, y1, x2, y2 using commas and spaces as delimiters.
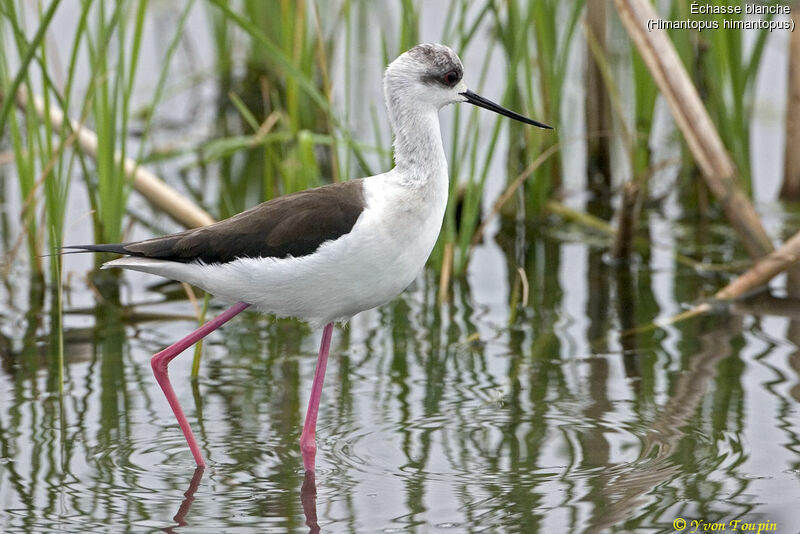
67, 43, 551, 471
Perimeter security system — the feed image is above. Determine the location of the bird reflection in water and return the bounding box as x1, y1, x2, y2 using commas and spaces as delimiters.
162, 466, 204, 534
160, 467, 320, 533
301, 471, 321, 534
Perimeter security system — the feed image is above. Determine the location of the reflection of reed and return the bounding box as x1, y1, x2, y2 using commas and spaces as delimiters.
585, 319, 740, 532
730, 293, 800, 321
779, 266, 800, 468
615, 264, 642, 384
787, 290, 800, 403
0, 327, 95, 376
731, 285, 800, 403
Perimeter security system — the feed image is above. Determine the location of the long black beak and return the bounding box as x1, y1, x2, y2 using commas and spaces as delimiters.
460, 89, 552, 130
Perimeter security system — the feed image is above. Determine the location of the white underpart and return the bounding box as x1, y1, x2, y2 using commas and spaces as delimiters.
105, 45, 465, 326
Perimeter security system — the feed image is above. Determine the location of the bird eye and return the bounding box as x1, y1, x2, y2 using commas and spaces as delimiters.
442, 70, 459, 86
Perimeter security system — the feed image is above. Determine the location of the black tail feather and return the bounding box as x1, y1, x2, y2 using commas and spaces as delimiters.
61, 244, 137, 256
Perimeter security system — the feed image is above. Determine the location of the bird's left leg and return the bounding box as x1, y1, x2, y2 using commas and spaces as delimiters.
151, 301, 250, 466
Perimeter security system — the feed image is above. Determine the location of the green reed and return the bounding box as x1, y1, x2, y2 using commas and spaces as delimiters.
425, 0, 581, 276
680, 2, 773, 190
523, 0, 583, 214
471, 0, 582, 220
630, 42, 658, 180
0, 0, 784, 295
2, 0, 82, 392
441, 26, 503, 275
1, 0, 200, 388
0, 0, 52, 276
435, 1, 495, 275
2, 0, 199, 261
84, 1, 141, 245
207, 0, 342, 217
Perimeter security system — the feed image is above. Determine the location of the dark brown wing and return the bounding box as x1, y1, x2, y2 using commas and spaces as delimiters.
68, 180, 365, 264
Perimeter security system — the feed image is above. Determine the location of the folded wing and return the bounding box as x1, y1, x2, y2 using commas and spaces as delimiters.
65, 180, 365, 264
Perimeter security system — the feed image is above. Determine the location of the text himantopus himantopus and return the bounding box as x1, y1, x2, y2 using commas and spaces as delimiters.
67, 43, 551, 471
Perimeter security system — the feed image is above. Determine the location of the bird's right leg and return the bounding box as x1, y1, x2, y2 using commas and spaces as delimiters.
151, 301, 250, 466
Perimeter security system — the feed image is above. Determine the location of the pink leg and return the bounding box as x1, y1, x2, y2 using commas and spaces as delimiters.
151, 301, 250, 466
300, 322, 334, 472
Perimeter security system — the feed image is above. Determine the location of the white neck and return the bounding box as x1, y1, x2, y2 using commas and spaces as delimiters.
386, 98, 448, 188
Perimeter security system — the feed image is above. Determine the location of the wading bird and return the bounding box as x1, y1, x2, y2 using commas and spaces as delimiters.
67, 43, 551, 471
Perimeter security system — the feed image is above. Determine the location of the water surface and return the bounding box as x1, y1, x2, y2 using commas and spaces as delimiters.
3, 221, 800, 531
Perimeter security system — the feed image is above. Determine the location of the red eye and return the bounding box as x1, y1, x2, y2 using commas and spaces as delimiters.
443, 70, 459, 86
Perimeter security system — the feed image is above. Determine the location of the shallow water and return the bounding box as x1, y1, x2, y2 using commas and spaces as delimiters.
3, 219, 800, 532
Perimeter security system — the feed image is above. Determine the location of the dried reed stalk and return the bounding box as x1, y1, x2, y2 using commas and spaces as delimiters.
715, 229, 800, 300
623, 227, 800, 336
18, 91, 216, 228
614, 0, 773, 259
780, 5, 800, 200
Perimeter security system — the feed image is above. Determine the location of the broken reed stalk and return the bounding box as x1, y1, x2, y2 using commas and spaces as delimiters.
17, 91, 216, 229
623, 227, 800, 337
714, 229, 800, 300
614, 0, 773, 259
780, 4, 800, 200
612, 181, 641, 259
